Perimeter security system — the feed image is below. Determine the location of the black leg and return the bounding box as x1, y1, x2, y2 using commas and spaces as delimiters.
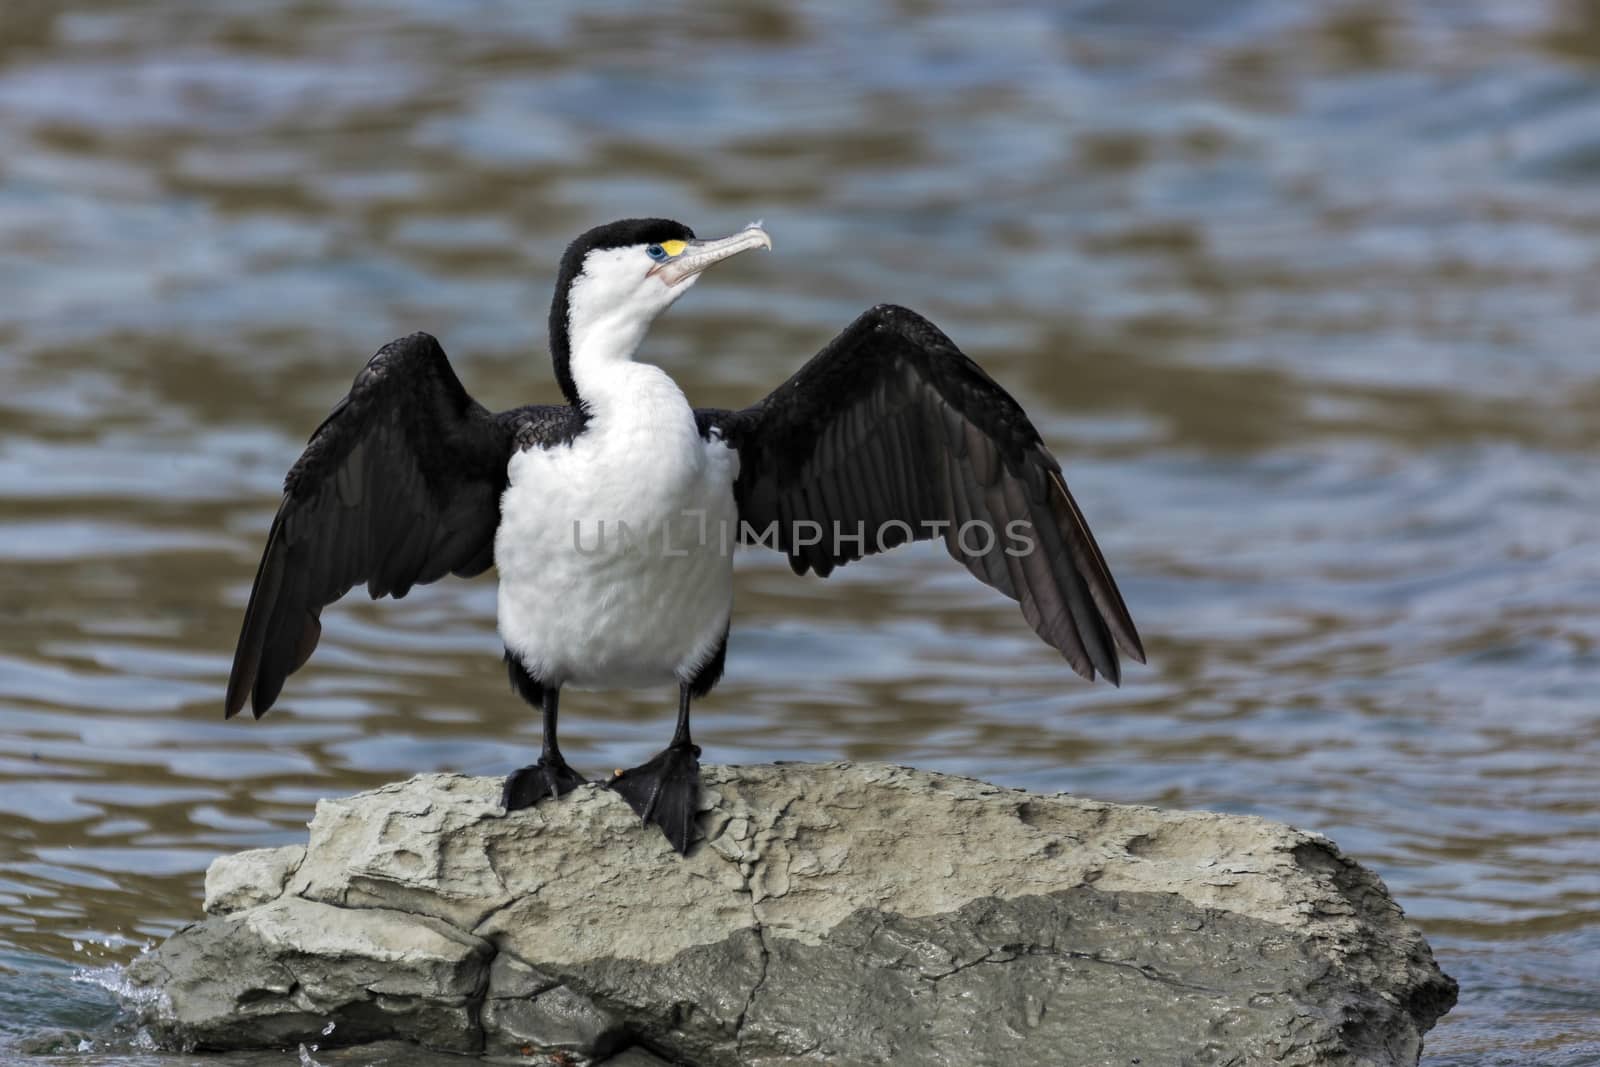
502, 654, 587, 811
608, 683, 703, 855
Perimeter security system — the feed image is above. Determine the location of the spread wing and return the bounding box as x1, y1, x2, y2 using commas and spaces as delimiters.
224, 332, 578, 719
700, 304, 1144, 683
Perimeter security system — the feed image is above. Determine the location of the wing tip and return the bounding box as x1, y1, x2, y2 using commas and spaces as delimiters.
1110, 616, 1148, 667
1045, 471, 1147, 676
223, 667, 246, 719
224, 665, 274, 720
224, 646, 257, 721
224, 520, 286, 723
1063, 642, 1135, 686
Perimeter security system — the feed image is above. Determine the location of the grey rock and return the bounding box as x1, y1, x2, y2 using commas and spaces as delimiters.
485, 980, 629, 1060
596, 1051, 674, 1067
123, 762, 1456, 1066
129, 894, 491, 1053
204, 844, 304, 915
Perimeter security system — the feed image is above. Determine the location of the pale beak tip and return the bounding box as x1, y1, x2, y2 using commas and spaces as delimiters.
742, 223, 774, 251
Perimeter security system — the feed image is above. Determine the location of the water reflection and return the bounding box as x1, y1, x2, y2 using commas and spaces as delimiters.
1, 1, 1598, 1063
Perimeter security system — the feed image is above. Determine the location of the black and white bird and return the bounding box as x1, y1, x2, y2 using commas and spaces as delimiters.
225, 218, 1144, 854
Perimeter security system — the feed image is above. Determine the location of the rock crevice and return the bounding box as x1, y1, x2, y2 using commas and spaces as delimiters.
126, 762, 1455, 1066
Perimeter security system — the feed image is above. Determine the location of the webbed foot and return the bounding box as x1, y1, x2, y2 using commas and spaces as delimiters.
607, 742, 702, 855
502, 756, 587, 810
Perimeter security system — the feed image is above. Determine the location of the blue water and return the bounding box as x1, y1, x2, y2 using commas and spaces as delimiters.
2, 0, 1599, 1061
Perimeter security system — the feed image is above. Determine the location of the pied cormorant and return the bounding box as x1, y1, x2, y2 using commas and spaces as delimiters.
225, 219, 1145, 854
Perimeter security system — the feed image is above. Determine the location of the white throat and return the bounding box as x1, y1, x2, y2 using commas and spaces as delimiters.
568, 310, 651, 400
563, 246, 697, 408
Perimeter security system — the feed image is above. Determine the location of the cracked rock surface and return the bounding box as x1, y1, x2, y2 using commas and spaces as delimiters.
125, 762, 1455, 1066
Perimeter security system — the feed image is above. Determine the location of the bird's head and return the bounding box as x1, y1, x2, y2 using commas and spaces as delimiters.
550, 218, 772, 405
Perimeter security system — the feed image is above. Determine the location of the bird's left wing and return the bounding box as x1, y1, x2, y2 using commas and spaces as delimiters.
699, 304, 1144, 683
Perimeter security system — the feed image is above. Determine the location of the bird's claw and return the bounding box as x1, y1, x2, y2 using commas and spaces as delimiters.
607, 742, 702, 854
502, 756, 587, 810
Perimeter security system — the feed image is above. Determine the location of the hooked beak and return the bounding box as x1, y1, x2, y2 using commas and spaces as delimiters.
653, 225, 772, 286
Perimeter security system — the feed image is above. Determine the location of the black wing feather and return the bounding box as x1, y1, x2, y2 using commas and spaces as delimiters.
225, 332, 576, 720
703, 304, 1144, 683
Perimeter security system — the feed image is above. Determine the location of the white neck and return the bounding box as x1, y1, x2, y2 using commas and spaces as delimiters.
568, 309, 651, 401
567, 318, 694, 437
568, 323, 677, 432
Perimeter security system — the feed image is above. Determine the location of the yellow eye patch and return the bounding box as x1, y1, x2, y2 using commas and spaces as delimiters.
659, 239, 687, 257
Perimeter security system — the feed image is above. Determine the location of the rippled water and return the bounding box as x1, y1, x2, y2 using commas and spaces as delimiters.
2, 1, 1599, 1063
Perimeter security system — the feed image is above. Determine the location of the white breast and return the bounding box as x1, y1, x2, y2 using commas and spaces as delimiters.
494, 363, 739, 690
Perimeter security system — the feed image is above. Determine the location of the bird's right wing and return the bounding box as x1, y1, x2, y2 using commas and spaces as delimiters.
224, 332, 573, 720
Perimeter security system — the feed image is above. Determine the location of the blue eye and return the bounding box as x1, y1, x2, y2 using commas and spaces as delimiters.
646, 244, 667, 261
